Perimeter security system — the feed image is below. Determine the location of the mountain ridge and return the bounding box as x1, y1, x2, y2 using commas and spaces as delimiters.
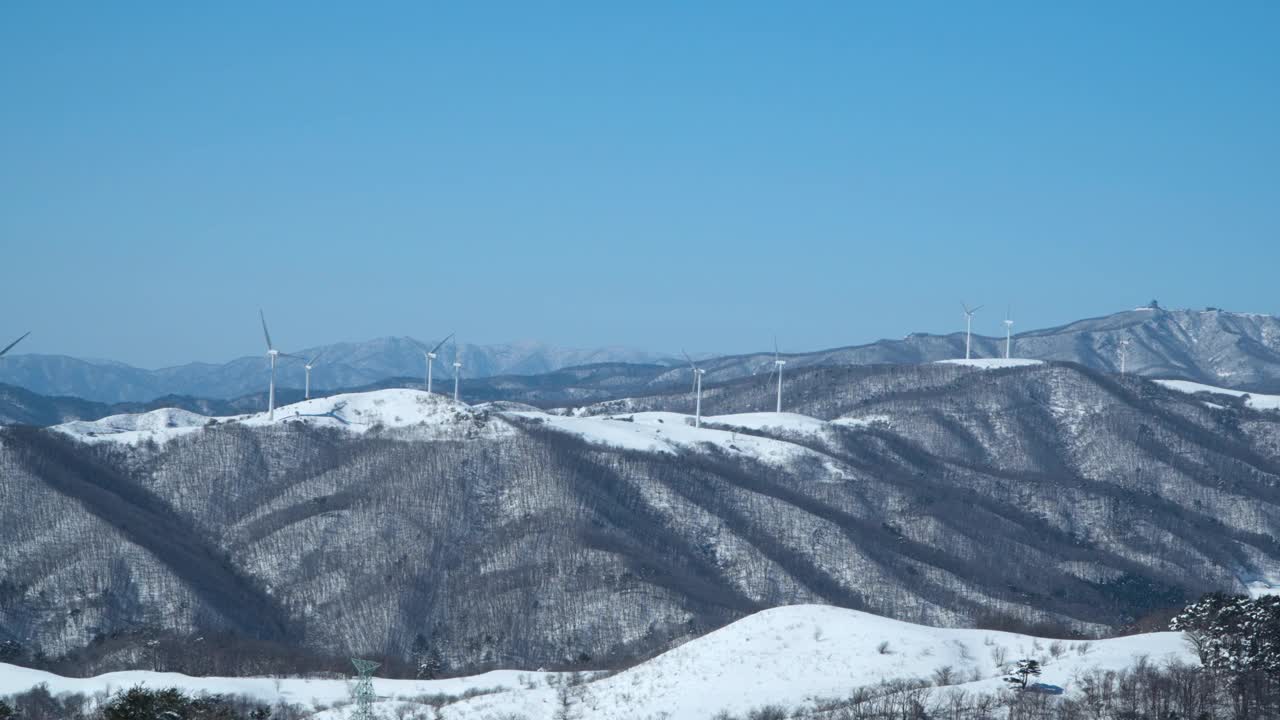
5, 306, 1280, 404
3, 361, 1278, 676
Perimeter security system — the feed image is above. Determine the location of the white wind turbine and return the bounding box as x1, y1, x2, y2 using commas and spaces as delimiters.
767, 338, 786, 413
452, 340, 462, 402
962, 303, 983, 360
1003, 308, 1014, 360
419, 332, 454, 394
259, 310, 297, 421
0, 331, 30, 360
684, 350, 705, 428
302, 350, 324, 400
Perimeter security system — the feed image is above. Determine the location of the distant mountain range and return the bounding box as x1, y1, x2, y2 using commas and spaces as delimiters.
0, 339, 677, 403
3, 305, 1280, 405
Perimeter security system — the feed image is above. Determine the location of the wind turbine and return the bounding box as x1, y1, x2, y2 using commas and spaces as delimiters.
259, 310, 296, 421
420, 333, 454, 394
452, 340, 462, 402
1119, 338, 1131, 375
684, 351, 705, 427
768, 338, 786, 413
302, 350, 324, 400
1003, 308, 1014, 360
0, 331, 30, 360
962, 303, 983, 360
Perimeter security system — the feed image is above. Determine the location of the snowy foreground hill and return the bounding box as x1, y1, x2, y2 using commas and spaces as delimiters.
4, 361, 1279, 677
0, 605, 1193, 720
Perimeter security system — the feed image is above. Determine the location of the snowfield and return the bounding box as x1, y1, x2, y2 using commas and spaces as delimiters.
1154, 379, 1280, 410
51, 390, 517, 444
54, 407, 220, 445
936, 358, 1045, 369
0, 665, 558, 713
49, 390, 884, 478
508, 410, 852, 477
1, 606, 1195, 720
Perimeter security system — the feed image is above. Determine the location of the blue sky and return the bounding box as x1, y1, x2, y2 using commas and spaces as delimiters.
2, 2, 1277, 367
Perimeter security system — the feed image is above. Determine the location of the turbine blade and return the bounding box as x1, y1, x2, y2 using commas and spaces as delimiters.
308, 349, 325, 367
430, 332, 455, 355
682, 349, 696, 370
972, 305, 984, 313
0, 331, 30, 358
259, 310, 274, 350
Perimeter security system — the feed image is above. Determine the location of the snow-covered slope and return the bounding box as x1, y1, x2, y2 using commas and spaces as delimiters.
937, 358, 1045, 369
49, 392, 864, 477
431, 605, 1191, 720
0, 606, 1195, 720
0, 664, 560, 713
54, 407, 214, 445
51, 389, 516, 444
1154, 379, 1280, 410
508, 410, 850, 476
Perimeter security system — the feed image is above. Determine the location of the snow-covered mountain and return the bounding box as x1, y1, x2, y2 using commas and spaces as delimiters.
686, 306, 1280, 393
5, 306, 1280, 404
0, 605, 1194, 720
3, 361, 1278, 678
0, 338, 676, 403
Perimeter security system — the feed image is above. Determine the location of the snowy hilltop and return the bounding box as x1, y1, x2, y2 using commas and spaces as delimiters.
0, 605, 1194, 720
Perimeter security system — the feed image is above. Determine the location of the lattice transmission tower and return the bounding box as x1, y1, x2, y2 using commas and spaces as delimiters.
350, 658, 381, 720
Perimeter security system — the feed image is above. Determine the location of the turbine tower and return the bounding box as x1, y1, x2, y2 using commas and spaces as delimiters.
1119, 338, 1131, 375
0, 331, 30, 360
771, 338, 786, 413
420, 333, 454, 394
452, 341, 462, 402
684, 351, 705, 427
962, 303, 983, 360
259, 310, 295, 421
302, 350, 324, 400
1003, 308, 1014, 360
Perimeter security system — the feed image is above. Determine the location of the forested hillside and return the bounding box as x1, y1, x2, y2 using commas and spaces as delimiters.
1, 362, 1278, 677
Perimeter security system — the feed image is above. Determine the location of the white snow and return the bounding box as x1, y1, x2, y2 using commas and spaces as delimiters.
1154, 380, 1280, 410
832, 414, 894, 429
49, 390, 900, 479
52, 390, 515, 444
936, 358, 1045, 369
703, 411, 832, 436
54, 408, 221, 445
0, 664, 558, 712
426, 605, 1191, 720
507, 411, 849, 476
0, 606, 1194, 720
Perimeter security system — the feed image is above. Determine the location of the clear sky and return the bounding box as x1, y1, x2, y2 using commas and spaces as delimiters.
2, 2, 1278, 368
